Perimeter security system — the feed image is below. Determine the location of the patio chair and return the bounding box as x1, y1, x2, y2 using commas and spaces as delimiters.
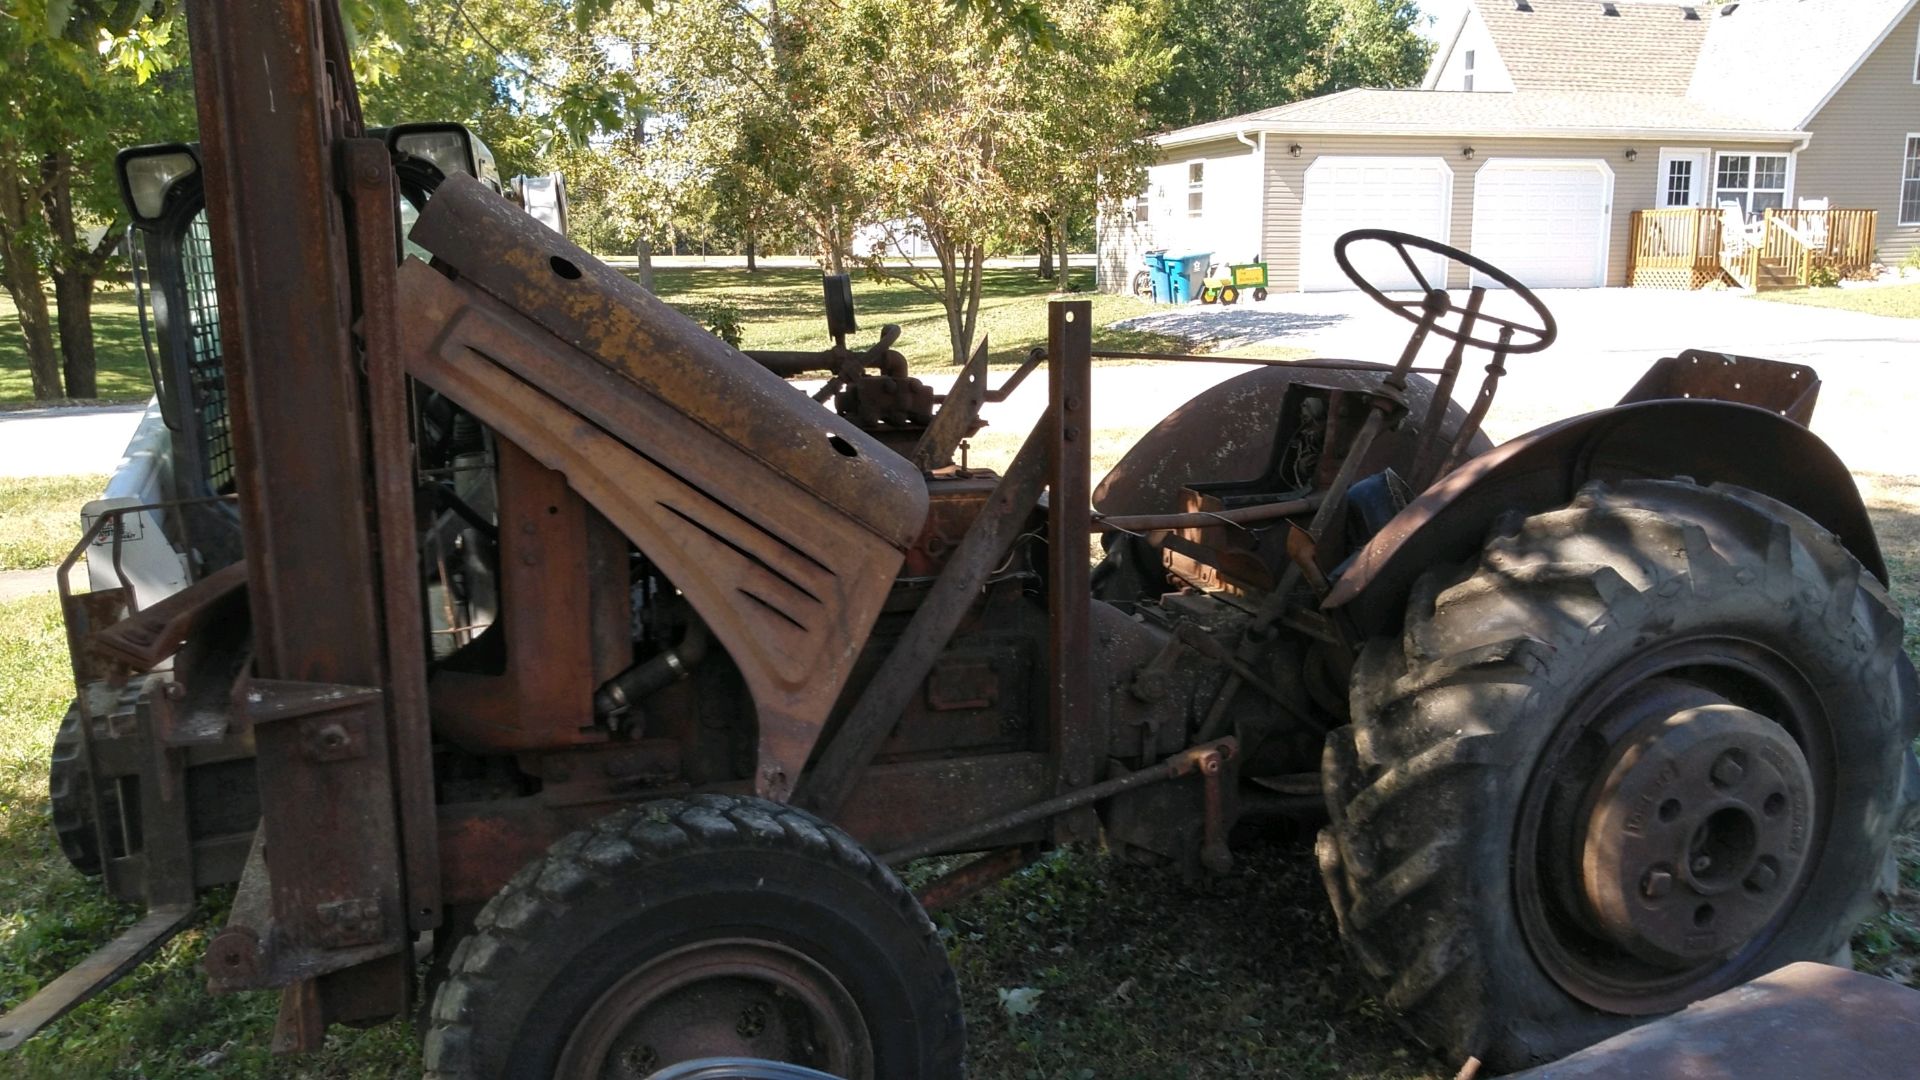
1797, 196, 1830, 252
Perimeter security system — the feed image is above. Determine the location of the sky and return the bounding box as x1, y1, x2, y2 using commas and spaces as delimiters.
1416, 0, 1468, 40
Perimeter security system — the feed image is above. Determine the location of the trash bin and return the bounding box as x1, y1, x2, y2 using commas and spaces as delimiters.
1142, 250, 1173, 303
1170, 251, 1212, 303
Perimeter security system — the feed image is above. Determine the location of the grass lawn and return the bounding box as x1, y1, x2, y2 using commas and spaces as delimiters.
649, 265, 1214, 371
0, 290, 152, 408
1754, 282, 1920, 318
0, 475, 109, 572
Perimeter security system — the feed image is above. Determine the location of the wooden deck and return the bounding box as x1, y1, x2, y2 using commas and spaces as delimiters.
1627, 207, 1877, 291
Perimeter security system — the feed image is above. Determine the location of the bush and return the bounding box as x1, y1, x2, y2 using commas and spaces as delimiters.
1807, 262, 1840, 288
675, 300, 745, 347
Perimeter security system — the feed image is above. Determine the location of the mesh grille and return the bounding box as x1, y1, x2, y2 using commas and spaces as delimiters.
182, 211, 233, 493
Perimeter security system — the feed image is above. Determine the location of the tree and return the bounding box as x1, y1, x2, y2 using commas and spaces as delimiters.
1146, 0, 1432, 130
816, 0, 1166, 366
0, 10, 192, 400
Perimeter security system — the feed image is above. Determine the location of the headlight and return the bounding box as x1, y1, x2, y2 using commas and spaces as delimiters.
388, 125, 475, 180
116, 146, 198, 224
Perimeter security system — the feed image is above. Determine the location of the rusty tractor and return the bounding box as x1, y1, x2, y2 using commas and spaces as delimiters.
5, 3, 1917, 1077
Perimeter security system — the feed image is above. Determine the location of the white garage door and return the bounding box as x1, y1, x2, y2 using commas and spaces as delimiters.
1299, 157, 1452, 292
1470, 160, 1613, 289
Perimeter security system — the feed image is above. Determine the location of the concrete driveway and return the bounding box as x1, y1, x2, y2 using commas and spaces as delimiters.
1098, 288, 1918, 478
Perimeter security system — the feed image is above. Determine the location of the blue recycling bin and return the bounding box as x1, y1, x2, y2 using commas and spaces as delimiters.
1170, 251, 1212, 303
1142, 250, 1173, 303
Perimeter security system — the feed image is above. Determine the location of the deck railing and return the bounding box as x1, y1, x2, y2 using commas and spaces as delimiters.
1629, 206, 1878, 289
1767, 208, 1878, 280
1627, 208, 1724, 289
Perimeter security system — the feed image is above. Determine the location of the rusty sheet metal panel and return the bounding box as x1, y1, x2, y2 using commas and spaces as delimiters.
1507, 962, 1920, 1079
1091, 365, 1485, 518
1618, 350, 1820, 425
396, 263, 910, 801
409, 175, 927, 549
1324, 399, 1887, 633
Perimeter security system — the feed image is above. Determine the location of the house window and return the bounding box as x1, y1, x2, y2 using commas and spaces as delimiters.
1714, 153, 1788, 216
1902, 135, 1920, 225
1133, 190, 1151, 223
1187, 161, 1204, 217
1913, 25, 1920, 83
1464, 49, 1475, 91
1664, 159, 1694, 207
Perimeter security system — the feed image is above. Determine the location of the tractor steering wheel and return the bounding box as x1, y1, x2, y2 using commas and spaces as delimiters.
1334, 229, 1557, 355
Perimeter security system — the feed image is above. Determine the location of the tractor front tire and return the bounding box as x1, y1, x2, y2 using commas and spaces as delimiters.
49, 704, 105, 876
422, 794, 964, 1080
1220, 285, 1239, 305
1319, 479, 1919, 1071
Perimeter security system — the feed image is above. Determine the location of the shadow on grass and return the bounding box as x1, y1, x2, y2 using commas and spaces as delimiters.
0, 290, 154, 408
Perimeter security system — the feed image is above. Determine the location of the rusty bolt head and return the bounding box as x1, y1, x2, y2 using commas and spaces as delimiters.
1642, 866, 1674, 900
1710, 751, 1747, 789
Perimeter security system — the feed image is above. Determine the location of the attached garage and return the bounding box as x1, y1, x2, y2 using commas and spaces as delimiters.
1469, 159, 1613, 288
1299, 157, 1453, 292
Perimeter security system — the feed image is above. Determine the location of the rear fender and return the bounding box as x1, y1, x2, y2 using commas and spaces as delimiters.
1324, 399, 1886, 635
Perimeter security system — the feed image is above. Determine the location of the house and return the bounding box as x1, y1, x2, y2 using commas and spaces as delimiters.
1098, 0, 1920, 293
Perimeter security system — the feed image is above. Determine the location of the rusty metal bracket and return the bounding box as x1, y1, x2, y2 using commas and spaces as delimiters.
796, 416, 1055, 820
879, 738, 1238, 865
1047, 300, 1098, 845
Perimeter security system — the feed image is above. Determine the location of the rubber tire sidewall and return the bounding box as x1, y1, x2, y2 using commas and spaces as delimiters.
1322, 480, 1917, 1070
496, 849, 943, 1077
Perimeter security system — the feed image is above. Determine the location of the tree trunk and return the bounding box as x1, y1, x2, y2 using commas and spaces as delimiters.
746, 229, 757, 273
1054, 217, 1070, 294
1036, 213, 1054, 279
633, 237, 655, 292
0, 170, 61, 399
51, 270, 97, 398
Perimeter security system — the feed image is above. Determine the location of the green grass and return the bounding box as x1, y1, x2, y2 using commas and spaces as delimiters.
0, 290, 153, 407
0, 475, 109, 572
1754, 283, 1920, 318
648, 266, 1204, 370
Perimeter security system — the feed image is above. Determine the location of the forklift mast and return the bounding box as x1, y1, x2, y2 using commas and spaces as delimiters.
184, 0, 429, 1027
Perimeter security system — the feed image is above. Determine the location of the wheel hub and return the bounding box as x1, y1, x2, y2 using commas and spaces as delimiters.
557, 939, 872, 1080
1579, 701, 1815, 967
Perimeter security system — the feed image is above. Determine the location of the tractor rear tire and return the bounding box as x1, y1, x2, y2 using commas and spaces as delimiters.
49, 704, 104, 877
1319, 479, 1919, 1072
422, 794, 964, 1080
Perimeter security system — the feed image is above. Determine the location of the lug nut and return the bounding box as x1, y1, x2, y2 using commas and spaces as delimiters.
1711, 750, 1747, 788
1642, 867, 1674, 899
1746, 861, 1778, 892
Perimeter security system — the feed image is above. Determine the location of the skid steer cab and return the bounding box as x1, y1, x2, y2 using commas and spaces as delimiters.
8, 5, 1917, 1078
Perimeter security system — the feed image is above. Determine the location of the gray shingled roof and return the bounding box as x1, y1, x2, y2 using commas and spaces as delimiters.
1158, 88, 1804, 146
1152, 0, 1917, 146
1687, 0, 1916, 126
1478, 0, 1711, 95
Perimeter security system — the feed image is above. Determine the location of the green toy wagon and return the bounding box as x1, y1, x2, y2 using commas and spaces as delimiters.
1199, 260, 1269, 304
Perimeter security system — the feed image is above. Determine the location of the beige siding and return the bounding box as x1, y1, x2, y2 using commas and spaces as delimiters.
1798, 4, 1920, 267
1259, 134, 1798, 290
1097, 138, 1257, 293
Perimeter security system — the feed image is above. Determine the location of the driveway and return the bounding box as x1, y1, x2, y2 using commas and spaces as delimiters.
1098, 288, 1919, 478
0, 402, 150, 478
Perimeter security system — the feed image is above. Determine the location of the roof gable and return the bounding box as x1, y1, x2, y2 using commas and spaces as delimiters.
1475, 0, 1711, 94
1686, 0, 1918, 127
